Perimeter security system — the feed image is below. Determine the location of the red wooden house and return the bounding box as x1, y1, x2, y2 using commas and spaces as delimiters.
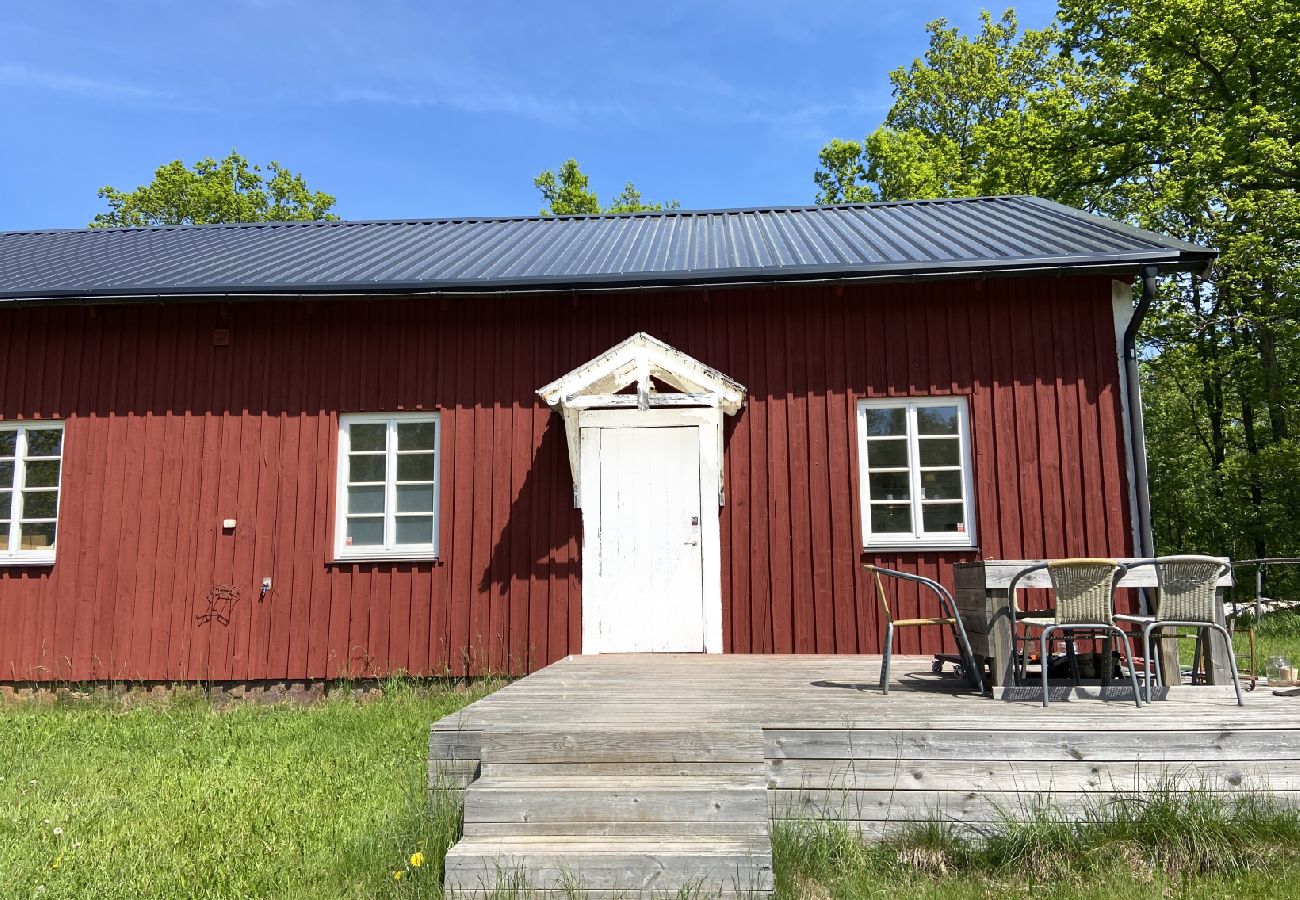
0, 196, 1213, 683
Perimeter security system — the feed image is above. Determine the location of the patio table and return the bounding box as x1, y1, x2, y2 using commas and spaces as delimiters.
952, 559, 1234, 689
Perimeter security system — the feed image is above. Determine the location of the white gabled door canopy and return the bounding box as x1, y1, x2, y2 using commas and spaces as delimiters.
538, 331, 746, 414
536, 332, 747, 507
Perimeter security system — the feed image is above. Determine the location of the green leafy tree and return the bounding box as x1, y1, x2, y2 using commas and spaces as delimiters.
91, 151, 337, 227
534, 159, 600, 216
606, 182, 680, 214
535, 159, 678, 215
813, 10, 1102, 206
1057, 0, 1300, 559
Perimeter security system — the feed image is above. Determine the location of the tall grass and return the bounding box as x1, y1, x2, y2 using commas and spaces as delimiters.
984, 782, 1300, 880
773, 784, 1300, 900
0, 677, 500, 899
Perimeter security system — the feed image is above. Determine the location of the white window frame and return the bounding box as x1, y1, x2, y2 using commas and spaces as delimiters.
0, 421, 65, 566
857, 397, 976, 550
333, 412, 440, 562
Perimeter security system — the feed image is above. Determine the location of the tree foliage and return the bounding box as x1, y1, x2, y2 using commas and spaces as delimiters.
1056, 0, 1300, 559
816, 2, 1300, 560
91, 151, 337, 228
535, 159, 678, 215
813, 11, 1101, 206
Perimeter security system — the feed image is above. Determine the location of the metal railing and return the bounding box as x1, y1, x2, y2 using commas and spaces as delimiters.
1231, 558, 1300, 623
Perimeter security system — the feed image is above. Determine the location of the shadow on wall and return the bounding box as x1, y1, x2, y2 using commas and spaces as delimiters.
479, 416, 580, 593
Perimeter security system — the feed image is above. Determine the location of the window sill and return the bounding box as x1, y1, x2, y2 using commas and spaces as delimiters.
330, 553, 441, 565
0, 554, 56, 567
863, 543, 976, 553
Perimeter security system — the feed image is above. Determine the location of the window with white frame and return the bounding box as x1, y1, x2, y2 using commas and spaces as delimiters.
1, 422, 65, 564
857, 398, 975, 548
334, 413, 440, 560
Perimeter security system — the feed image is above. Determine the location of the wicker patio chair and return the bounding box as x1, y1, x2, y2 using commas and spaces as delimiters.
866, 564, 985, 695
1008, 558, 1143, 708
1116, 556, 1243, 705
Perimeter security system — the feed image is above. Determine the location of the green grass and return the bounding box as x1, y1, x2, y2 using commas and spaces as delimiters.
5, 685, 1300, 899
0, 678, 501, 899
773, 785, 1300, 899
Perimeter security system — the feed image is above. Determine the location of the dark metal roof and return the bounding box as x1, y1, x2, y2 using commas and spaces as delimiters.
0, 196, 1215, 303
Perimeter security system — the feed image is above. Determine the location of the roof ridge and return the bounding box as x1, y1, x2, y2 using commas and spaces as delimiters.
0, 195, 1032, 238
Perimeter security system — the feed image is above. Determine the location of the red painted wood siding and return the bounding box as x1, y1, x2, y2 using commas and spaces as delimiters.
0, 276, 1133, 681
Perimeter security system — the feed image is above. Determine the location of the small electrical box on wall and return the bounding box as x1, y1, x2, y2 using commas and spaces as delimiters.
213, 328, 231, 346
221, 518, 236, 532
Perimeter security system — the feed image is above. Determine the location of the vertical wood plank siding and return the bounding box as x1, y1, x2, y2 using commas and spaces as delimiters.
0, 276, 1132, 681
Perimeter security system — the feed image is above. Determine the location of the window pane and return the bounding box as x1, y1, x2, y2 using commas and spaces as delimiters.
24, 459, 60, 488
866, 438, 908, 469
396, 453, 436, 482
397, 421, 436, 451
925, 502, 967, 530
395, 516, 434, 545
921, 470, 963, 501
0, 461, 11, 488
348, 454, 386, 483
349, 423, 386, 452
347, 485, 385, 515
918, 438, 960, 467
25, 429, 62, 457
345, 517, 384, 547
0, 521, 7, 544
865, 407, 906, 437
922, 503, 965, 533
916, 406, 959, 435
871, 504, 912, 534
19, 522, 55, 549
869, 471, 910, 501
396, 484, 435, 513
21, 490, 57, 519
0, 490, 9, 517
0, 431, 14, 456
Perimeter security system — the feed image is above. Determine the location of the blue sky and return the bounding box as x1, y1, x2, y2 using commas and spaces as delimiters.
0, 1, 1057, 230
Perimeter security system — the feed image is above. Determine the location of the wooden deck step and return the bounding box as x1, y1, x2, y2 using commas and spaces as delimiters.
482, 760, 765, 777
444, 835, 773, 895
478, 726, 765, 763
444, 725, 773, 897
463, 774, 769, 828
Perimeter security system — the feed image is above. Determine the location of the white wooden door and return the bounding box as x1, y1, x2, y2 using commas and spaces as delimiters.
580, 425, 705, 653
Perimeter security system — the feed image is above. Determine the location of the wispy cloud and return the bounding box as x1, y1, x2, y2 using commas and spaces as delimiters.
332, 80, 631, 127
738, 87, 894, 142
0, 63, 174, 103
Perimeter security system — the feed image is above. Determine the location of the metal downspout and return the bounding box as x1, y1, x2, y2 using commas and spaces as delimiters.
1124, 266, 1158, 557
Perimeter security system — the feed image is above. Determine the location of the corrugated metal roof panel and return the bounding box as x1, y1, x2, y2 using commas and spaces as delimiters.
0, 195, 1215, 302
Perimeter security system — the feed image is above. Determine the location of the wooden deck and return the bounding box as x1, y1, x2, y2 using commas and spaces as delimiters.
430, 654, 1300, 896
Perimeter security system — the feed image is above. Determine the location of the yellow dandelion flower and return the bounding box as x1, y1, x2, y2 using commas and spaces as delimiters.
392, 870, 403, 881
409, 852, 425, 868
51, 856, 62, 870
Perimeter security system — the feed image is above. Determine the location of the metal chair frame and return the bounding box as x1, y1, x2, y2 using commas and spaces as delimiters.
1117, 556, 1244, 706
866, 564, 985, 696
1007, 559, 1143, 709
